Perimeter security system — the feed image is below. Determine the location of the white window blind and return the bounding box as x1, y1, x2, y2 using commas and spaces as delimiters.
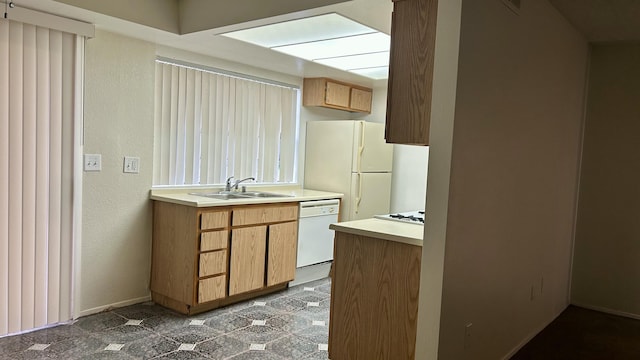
0, 19, 81, 336
153, 60, 300, 186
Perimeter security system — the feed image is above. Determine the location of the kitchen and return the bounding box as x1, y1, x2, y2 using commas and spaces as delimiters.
3, 0, 640, 359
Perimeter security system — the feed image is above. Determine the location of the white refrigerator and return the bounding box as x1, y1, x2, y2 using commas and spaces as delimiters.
304, 120, 393, 221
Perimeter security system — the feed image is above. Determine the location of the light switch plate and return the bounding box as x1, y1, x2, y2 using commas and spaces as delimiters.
84, 154, 101, 172
123, 156, 140, 174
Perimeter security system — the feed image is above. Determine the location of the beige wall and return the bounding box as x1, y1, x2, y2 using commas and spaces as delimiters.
571, 44, 640, 318
80, 31, 156, 315
425, 0, 589, 358
78, 30, 403, 315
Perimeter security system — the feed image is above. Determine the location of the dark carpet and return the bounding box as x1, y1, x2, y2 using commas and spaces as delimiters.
511, 305, 640, 360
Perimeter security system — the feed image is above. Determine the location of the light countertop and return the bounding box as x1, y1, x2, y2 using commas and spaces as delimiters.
150, 187, 343, 207
330, 218, 424, 247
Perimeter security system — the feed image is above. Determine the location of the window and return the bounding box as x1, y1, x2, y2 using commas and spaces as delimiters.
153, 59, 300, 186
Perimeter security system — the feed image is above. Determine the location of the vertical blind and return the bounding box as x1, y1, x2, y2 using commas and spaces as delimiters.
0, 19, 79, 336
154, 61, 299, 186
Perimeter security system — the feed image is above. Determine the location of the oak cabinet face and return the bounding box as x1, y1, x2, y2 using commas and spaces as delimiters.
303, 77, 373, 113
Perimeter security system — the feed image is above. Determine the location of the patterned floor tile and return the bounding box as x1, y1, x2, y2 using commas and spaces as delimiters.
152, 350, 210, 359
139, 313, 189, 333
90, 324, 154, 344
268, 296, 309, 312
266, 313, 315, 333
195, 335, 248, 359
23, 324, 88, 345
227, 350, 285, 360
43, 334, 107, 359
121, 334, 179, 359
0, 277, 334, 360
203, 312, 252, 334
267, 334, 318, 359
295, 324, 329, 345
233, 306, 284, 321
226, 323, 288, 344
0, 333, 36, 355
74, 312, 128, 332
302, 350, 330, 359
112, 302, 170, 321
159, 324, 223, 344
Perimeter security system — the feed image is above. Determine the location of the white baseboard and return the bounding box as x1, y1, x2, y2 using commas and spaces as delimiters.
501, 305, 568, 360
77, 294, 152, 318
570, 302, 640, 320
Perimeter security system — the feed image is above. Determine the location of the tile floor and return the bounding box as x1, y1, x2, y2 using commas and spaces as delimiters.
0, 278, 332, 360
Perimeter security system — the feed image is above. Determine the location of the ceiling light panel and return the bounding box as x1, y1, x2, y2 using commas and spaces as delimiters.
350, 66, 389, 80
221, 13, 373, 48
315, 52, 390, 70
272, 32, 390, 60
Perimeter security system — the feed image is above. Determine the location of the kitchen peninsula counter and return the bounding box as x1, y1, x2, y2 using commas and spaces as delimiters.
328, 218, 423, 360
329, 218, 423, 246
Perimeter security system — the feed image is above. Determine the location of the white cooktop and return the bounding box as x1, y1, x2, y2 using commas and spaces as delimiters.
374, 210, 425, 225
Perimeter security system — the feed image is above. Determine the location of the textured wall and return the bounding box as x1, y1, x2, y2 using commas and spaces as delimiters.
425, 0, 589, 358
571, 44, 640, 318
81, 30, 155, 315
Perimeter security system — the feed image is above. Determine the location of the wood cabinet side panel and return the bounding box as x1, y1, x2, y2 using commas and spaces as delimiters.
267, 221, 298, 286
232, 204, 299, 226
386, 0, 438, 145
151, 201, 198, 305
329, 232, 422, 360
229, 226, 267, 296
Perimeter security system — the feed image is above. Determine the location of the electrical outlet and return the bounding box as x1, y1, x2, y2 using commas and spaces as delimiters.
123, 156, 140, 174
84, 154, 101, 172
464, 323, 473, 350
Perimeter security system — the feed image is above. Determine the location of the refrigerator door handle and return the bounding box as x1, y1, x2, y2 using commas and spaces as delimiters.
357, 121, 365, 173
355, 173, 362, 214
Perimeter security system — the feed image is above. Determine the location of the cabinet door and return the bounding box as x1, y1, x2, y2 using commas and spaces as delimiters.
385, 0, 438, 145
267, 221, 298, 286
325, 81, 351, 108
229, 226, 267, 296
350, 87, 372, 113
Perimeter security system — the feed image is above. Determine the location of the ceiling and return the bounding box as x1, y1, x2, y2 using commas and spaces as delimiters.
8, 0, 640, 88
12, 0, 392, 87
548, 0, 640, 42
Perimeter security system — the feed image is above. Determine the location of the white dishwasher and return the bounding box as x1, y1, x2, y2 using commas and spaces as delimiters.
297, 199, 340, 268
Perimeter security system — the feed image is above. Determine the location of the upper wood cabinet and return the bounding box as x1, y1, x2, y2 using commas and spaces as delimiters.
303, 77, 373, 113
385, 0, 438, 146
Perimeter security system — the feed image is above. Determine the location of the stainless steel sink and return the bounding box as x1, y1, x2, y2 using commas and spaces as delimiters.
238, 191, 291, 198
189, 191, 292, 200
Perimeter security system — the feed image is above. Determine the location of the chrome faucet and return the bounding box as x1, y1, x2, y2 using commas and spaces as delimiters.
224, 176, 235, 192
232, 177, 255, 191
224, 176, 255, 191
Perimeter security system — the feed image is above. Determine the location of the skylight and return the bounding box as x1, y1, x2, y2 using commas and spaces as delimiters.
220, 13, 390, 80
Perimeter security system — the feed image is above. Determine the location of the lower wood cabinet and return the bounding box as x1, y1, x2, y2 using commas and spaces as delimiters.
229, 226, 267, 296
329, 231, 422, 360
151, 201, 299, 315
267, 221, 298, 286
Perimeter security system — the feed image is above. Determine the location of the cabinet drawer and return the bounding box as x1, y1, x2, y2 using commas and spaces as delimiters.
198, 275, 226, 303
232, 205, 299, 226
201, 211, 229, 230
200, 230, 228, 251
199, 250, 227, 277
